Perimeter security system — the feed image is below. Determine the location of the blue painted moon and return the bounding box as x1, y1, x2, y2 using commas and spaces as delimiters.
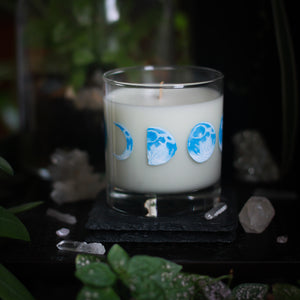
113, 122, 133, 160
219, 116, 223, 151
187, 122, 216, 163
147, 127, 177, 166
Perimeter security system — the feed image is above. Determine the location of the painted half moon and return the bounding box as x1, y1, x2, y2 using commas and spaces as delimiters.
187, 122, 216, 163
113, 122, 133, 160
147, 127, 177, 166
219, 116, 223, 151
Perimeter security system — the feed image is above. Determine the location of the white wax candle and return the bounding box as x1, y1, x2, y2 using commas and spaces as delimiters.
104, 87, 223, 194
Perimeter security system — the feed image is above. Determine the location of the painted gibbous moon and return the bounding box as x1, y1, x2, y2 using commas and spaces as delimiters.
147, 127, 177, 166
187, 122, 216, 163
219, 116, 223, 151
113, 122, 133, 160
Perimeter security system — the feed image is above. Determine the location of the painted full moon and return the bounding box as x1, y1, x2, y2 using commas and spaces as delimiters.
147, 127, 177, 166
113, 122, 133, 160
187, 122, 216, 163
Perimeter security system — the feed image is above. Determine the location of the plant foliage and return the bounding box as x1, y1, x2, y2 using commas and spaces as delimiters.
0, 156, 13, 176
0, 206, 30, 241
0, 264, 35, 300
74, 244, 299, 300
0, 156, 42, 300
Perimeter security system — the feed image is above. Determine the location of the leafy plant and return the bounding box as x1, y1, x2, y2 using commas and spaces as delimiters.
0, 264, 35, 300
21, 0, 190, 90
74, 244, 300, 300
0, 156, 42, 300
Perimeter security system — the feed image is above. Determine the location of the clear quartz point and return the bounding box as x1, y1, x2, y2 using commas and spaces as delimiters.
56, 240, 106, 255
204, 202, 227, 220
46, 208, 77, 224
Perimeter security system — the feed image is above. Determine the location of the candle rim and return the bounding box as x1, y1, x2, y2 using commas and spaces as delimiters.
103, 65, 224, 89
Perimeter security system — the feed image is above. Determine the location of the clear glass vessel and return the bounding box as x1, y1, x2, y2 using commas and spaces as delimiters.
103, 66, 224, 216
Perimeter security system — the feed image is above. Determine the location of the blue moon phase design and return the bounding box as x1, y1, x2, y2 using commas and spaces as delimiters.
113, 122, 133, 160
147, 127, 177, 166
219, 116, 223, 151
187, 122, 216, 163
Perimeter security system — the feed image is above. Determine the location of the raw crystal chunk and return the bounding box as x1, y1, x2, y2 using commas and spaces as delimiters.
56, 228, 70, 237
239, 196, 275, 233
233, 130, 280, 182
48, 149, 106, 204
276, 235, 288, 244
144, 198, 157, 217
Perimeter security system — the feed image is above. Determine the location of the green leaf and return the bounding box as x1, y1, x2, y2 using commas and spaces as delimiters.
72, 0, 92, 26
231, 283, 269, 299
52, 21, 69, 44
0, 206, 30, 241
72, 48, 95, 66
69, 69, 86, 90
77, 286, 120, 300
127, 255, 182, 299
75, 262, 116, 288
0, 263, 35, 300
0, 156, 13, 175
273, 283, 300, 300
174, 12, 188, 31
75, 254, 103, 270
107, 244, 130, 276
164, 273, 199, 300
189, 275, 232, 300
127, 255, 182, 279
8, 202, 43, 214
131, 280, 165, 300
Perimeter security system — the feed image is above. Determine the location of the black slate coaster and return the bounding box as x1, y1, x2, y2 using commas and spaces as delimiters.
85, 190, 237, 243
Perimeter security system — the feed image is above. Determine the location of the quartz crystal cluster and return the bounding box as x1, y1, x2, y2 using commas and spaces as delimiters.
233, 130, 279, 182
239, 196, 275, 233
49, 149, 105, 204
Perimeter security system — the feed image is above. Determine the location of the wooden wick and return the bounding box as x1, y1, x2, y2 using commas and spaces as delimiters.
159, 81, 164, 99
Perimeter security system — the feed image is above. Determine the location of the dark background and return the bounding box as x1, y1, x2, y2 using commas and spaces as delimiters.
1, 0, 299, 187
185, 1, 300, 188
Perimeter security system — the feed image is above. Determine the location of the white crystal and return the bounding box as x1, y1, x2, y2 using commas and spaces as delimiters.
144, 198, 158, 217
239, 196, 275, 233
56, 227, 70, 237
48, 149, 106, 204
276, 235, 288, 244
46, 208, 77, 225
233, 130, 280, 182
56, 240, 106, 255
205, 202, 227, 220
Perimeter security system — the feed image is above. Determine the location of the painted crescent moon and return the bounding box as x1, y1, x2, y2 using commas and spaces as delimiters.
113, 122, 133, 160
187, 122, 216, 163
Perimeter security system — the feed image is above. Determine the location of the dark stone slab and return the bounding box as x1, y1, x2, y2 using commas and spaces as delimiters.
85, 189, 238, 243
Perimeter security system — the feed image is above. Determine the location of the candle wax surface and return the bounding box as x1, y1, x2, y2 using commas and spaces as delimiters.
104, 87, 223, 194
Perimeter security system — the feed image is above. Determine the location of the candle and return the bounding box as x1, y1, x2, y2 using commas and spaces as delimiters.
105, 87, 223, 193
103, 66, 224, 215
